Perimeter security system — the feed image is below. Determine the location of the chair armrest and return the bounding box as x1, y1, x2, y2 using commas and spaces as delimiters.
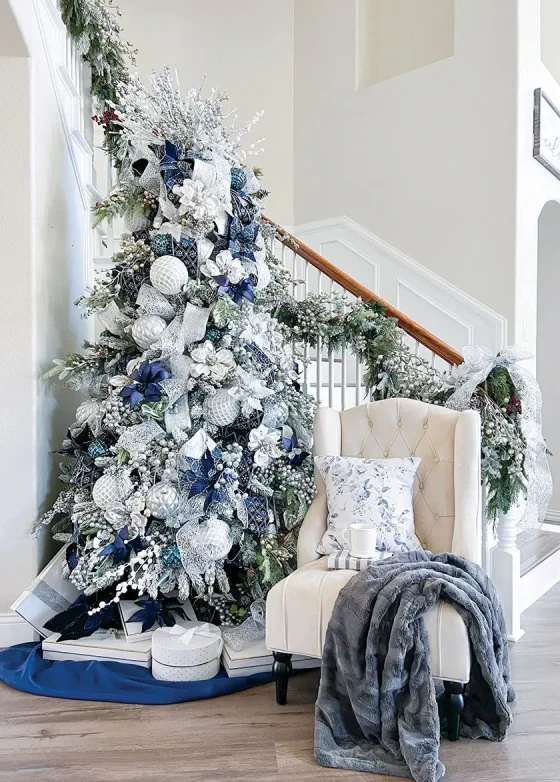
452, 410, 482, 563
297, 493, 328, 567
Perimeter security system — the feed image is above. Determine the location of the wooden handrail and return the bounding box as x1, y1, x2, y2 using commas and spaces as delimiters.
263, 216, 464, 367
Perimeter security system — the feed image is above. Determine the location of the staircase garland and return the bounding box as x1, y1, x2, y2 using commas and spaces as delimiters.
57, 0, 528, 523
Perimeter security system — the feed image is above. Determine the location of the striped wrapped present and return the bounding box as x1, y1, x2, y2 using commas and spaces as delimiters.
327, 549, 393, 571
11, 545, 80, 637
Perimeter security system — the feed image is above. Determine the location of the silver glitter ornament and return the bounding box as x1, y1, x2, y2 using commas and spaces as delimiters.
92, 472, 134, 510
150, 255, 188, 295
203, 389, 240, 427
145, 482, 180, 519
131, 314, 167, 350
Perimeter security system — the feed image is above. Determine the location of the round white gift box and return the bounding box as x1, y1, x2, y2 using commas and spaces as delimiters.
151, 621, 223, 682
152, 655, 221, 682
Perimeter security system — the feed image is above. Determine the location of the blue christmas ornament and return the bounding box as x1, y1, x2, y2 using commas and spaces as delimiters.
231, 168, 247, 192
162, 544, 182, 569
151, 234, 172, 257
88, 439, 109, 459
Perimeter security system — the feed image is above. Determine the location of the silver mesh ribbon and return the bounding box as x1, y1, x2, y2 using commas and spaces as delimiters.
98, 300, 127, 336
162, 354, 193, 434
183, 303, 210, 346
446, 345, 552, 529
117, 420, 166, 453
155, 304, 210, 358
136, 284, 176, 320
176, 518, 233, 584
221, 599, 266, 651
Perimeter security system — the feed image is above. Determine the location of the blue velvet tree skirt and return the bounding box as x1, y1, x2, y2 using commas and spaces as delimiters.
0, 643, 273, 704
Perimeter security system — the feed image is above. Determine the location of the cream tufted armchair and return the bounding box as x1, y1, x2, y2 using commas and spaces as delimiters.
266, 398, 481, 740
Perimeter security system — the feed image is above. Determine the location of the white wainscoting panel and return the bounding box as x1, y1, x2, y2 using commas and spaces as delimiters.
294, 216, 507, 359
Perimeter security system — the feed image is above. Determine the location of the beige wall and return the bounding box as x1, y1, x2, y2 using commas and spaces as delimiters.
118, 0, 295, 226
541, 0, 560, 84
294, 0, 519, 328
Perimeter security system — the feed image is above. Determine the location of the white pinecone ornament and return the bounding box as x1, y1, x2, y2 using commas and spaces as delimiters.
149, 255, 188, 295
92, 472, 134, 510
75, 399, 101, 426
203, 389, 241, 426
131, 314, 167, 350
145, 482, 180, 519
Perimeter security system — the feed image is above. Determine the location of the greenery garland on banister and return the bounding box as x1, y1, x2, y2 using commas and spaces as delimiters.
58, 0, 528, 523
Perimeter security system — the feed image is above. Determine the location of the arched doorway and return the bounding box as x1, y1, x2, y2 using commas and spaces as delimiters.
537, 200, 560, 522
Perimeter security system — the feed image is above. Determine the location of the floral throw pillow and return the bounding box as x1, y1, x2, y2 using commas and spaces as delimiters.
315, 455, 422, 555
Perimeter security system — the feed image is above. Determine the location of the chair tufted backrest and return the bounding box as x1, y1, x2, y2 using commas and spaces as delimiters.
313, 398, 481, 559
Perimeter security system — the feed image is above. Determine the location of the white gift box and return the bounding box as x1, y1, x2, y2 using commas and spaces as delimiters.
223, 637, 321, 677
11, 545, 81, 637
42, 631, 152, 668
327, 549, 393, 571
151, 622, 222, 682
118, 596, 196, 644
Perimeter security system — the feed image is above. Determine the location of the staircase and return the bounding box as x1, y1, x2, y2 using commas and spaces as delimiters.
266, 217, 557, 642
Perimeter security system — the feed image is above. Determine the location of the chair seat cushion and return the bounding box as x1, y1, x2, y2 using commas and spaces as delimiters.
265, 558, 470, 683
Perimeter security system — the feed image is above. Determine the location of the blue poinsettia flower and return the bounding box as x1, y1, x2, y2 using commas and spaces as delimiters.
128, 597, 188, 633
228, 213, 260, 261
159, 140, 193, 189
44, 592, 121, 641
215, 275, 255, 307
99, 526, 145, 564
181, 447, 232, 511
120, 360, 172, 409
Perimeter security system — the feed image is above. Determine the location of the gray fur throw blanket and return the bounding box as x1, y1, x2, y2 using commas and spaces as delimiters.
315, 551, 515, 781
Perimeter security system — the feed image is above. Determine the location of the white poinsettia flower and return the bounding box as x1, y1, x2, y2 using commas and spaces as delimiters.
229, 367, 274, 416
248, 424, 283, 467
190, 340, 236, 384
201, 249, 246, 284
173, 178, 222, 222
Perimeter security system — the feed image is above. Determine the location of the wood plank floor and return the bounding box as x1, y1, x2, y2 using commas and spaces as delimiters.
2, 585, 560, 782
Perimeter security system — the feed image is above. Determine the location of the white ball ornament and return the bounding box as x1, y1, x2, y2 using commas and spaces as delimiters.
92, 473, 134, 510
145, 482, 180, 519
149, 255, 188, 296
131, 314, 167, 350
203, 389, 241, 426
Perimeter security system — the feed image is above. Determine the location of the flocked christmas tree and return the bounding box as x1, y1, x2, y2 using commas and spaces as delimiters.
40, 69, 316, 634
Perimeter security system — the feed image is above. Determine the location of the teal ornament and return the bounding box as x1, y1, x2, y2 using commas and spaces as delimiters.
162, 544, 182, 569
150, 234, 172, 257
230, 168, 247, 192
88, 439, 109, 459
205, 327, 223, 344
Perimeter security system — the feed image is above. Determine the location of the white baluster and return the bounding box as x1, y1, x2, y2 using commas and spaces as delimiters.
341, 344, 347, 410
328, 279, 334, 407
292, 250, 297, 297
431, 351, 436, 368
303, 261, 309, 395
491, 501, 524, 641
281, 243, 287, 273
316, 335, 322, 405
355, 357, 361, 406
414, 340, 420, 357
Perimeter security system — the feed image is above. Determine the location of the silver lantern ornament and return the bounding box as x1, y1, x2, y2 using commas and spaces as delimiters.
149, 255, 188, 296
92, 472, 134, 510
145, 482, 180, 519
203, 389, 241, 426
131, 314, 167, 350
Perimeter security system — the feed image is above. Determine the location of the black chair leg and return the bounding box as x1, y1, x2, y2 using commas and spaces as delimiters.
444, 681, 465, 741
273, 652, 293, 705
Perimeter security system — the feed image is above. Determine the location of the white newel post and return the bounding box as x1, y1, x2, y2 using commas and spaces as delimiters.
491, 502, 524, 642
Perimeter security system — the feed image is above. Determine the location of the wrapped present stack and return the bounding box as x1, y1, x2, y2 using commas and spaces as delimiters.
151, 622, 223, 681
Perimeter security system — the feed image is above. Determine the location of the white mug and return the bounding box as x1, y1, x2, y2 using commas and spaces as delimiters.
342, 523, 378, 558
